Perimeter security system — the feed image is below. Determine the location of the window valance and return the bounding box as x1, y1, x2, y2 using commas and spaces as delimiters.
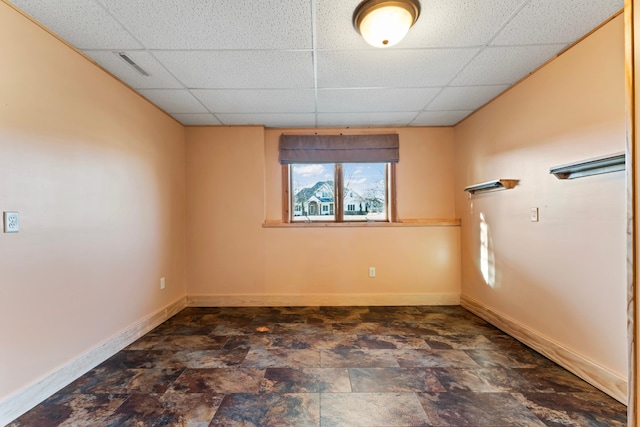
279, 134, 399, 164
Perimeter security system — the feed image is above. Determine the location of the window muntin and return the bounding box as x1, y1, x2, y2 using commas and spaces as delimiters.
290, 163, 389, 222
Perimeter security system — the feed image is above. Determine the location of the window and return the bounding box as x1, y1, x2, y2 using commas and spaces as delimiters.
289, 162, 393, 222
279, 133, 398, 223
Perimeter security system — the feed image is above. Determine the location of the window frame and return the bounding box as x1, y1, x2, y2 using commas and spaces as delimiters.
282, 162, 397, 224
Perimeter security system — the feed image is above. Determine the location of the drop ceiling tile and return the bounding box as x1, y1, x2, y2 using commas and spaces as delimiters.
217, 113, 316, 128
315, 0, 377, 50
412, 110, 474, 126
11, 0, 142, 49
83, 50, 183, 89
317, 49, 478, 88
452, 44, 566, 86
427, 85, 510, 111
317, 112, 417, 127
153, 51, 314, 89
492, 0, 623, 45
97, 0, 312, 49
192, 89, 315, 113
316, 0, 527, 49
401, 0, 528, 48
317, 88, 440, 113
172, 114, 222, 126
137, 89, 208, 114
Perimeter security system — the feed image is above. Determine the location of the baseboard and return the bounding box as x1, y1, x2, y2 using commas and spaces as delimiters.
0, 296, 187, 426
188, 293, 460, 307
460, 295, 628, 404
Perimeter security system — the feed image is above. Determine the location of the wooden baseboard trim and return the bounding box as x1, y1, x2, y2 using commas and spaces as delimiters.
0, 296, 187, 426
461, 295, 628, 404
188, 293, 461, 307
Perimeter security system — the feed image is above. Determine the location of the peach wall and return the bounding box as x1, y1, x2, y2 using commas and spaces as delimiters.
455, 15, 627, 379
0, 1, 186, 402
186, 126, 461, 301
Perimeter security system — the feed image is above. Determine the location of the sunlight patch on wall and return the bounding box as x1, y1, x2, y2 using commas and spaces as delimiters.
479, 213, 495, 287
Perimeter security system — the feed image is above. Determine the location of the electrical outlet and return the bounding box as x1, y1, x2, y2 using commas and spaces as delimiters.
530, 207, 539, 222
3, 212, 19, 233
160, 277, 165, 290
369, 267, 376, 278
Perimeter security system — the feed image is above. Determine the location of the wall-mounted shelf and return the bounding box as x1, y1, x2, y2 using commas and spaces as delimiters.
464, 179, 519, 194
549, 152, 625, 180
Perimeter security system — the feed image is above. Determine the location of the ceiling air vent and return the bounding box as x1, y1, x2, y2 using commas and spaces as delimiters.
115, 52, 150, 77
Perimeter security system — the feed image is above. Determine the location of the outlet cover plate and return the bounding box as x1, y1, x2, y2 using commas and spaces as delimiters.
3, 212, 19, 233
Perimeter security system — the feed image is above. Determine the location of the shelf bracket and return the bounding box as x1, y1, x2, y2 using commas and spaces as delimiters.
549, 152, 625, 180
464, 179, 519, 194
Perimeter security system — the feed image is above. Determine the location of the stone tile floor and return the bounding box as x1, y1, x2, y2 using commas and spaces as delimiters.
10, 306, 627, 426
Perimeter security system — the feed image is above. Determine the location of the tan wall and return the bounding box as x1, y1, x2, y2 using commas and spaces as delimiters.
455, 15, 627, 379
0, 2, 186, 400
186, 126, 461, 302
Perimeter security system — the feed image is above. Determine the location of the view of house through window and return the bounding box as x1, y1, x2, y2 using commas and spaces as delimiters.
291, 163, 388, 222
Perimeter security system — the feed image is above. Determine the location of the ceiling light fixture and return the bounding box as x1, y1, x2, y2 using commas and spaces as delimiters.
353, 0, 421, 48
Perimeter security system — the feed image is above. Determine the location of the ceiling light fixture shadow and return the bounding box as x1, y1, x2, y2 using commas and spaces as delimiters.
353, 0, 421, 48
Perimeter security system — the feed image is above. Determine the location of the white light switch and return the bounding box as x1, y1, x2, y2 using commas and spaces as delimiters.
530, 207, 539, 222
3, 212, 19, 233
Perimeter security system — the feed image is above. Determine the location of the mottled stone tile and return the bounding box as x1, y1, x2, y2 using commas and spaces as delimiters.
418, 392, 547, 426
338, 334, 432, 350
210, 323, 275, 336
427, 320, 505, 336
394, 349, 480, 368
271, 322, 334, 335
321, 392, 429, 426
260, 368, 351, 393
465, 347, 555, 369
60, 367, 185, 394
103, 396, 156, 426
9, 393, 126, 427
268, 306, 320, 315
127, 334, 228, 351
10, 305, 628, 427
98, 348, 247, 370
321, 349, 399, 368
252, 334, 334, 350
173, 348, 249, 368
513, 365, 604, 393
316, 306, 369, 321
98, 349, 173, 369
221, 334, 253, 350
339, 320, 441, 336
359, 310, 425, 323
169, 368, 265, 394
243, 333, 352, 350
330, 322, 409, 335
307, 312, 363, 324
252, 313, 309, 324
431, 368, 509, 392
102, 392, 223, 426
350, 368, 445, 393
242, 349, 321, 368
513, 391, 627, 427
200, 312, 255, 324
147, 322, 213, 336
210, 393, 319, 426
424, 334, 495, 350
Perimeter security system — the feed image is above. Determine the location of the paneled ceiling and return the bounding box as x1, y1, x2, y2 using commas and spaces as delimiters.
9, 0, 623, 128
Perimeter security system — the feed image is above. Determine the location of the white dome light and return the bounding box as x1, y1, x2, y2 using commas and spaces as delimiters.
353, 0, 421, 48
